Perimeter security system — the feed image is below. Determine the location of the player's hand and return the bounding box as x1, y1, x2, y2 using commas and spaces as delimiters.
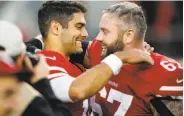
114, 49, 154, 65
24, 54, 49, 84
88, 40, 102, 66
144, 42, 154, 53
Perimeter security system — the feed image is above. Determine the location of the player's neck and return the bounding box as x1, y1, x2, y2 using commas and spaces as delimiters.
133, 42, 144, 51
44, 36, 70, 60
125, 40, 145, 51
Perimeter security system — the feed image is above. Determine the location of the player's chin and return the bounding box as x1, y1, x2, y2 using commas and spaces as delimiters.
76, 47, 83, 53
101, 48, 107, 58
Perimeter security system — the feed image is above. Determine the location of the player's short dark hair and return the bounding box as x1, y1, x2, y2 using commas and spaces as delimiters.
38, 1, 87, 39
103, 2, 147, 39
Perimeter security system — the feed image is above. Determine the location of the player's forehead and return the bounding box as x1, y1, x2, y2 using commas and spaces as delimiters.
99, 13, 119, 30
70, 12, 86, 26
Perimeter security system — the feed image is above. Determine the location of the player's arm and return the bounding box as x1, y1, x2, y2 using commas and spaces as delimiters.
151, 58, 183, 116
158, 58, 183, 97
50, 49, 154, 102
81, 41, 154, 69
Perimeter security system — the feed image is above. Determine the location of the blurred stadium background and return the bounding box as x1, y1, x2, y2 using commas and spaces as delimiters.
0, 1, 183, 63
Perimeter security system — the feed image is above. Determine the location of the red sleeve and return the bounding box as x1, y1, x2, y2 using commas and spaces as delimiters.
38, 51, 75, 102
155, 56, 183, 98
38, 51, 70, 80
131, 53, 183, 102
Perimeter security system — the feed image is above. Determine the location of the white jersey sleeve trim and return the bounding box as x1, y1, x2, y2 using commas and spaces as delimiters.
159, 86, 183, 91
50, 75, 75, 103
49, 66, 68, 73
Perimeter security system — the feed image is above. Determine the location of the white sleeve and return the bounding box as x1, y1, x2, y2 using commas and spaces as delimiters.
50, 74, 76, 103
48, 66, 76, 103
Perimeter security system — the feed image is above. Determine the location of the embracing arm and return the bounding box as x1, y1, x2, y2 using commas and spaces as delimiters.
51, 49, 154, 102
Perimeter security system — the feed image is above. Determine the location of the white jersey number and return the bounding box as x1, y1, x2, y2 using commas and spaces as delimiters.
160, 59, 183, 72
89, 87, 133, 116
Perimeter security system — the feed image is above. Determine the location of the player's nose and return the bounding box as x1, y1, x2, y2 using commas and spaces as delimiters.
81, 28, 88, 40
96, 33, 103, 42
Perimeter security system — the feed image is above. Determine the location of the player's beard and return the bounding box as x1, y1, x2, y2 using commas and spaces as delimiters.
105, 33, 124, 57
2, 109, 13, 116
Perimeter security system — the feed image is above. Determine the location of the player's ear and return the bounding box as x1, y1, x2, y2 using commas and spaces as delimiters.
50, 20, 63, 36
123, 29, 135, 44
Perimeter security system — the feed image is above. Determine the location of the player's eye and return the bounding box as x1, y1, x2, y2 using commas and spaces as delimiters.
76, 24, 85, 30
100, 28, 108, 35
103, 30, 108, 35
76, 26, 82, 30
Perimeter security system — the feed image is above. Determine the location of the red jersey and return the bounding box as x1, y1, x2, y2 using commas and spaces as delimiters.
91, 52, 183, 116
39, 50, 86, 116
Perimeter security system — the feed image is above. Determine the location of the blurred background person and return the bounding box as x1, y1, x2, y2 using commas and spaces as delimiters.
0, 20, 72, 116
0, 55, 21, 116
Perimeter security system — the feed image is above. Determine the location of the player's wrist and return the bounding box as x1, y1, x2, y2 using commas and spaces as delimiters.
101, 54, 123, 75
114, 51, 127, 62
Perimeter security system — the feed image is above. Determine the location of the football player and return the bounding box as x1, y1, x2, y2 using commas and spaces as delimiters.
88, 2, 183, 116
